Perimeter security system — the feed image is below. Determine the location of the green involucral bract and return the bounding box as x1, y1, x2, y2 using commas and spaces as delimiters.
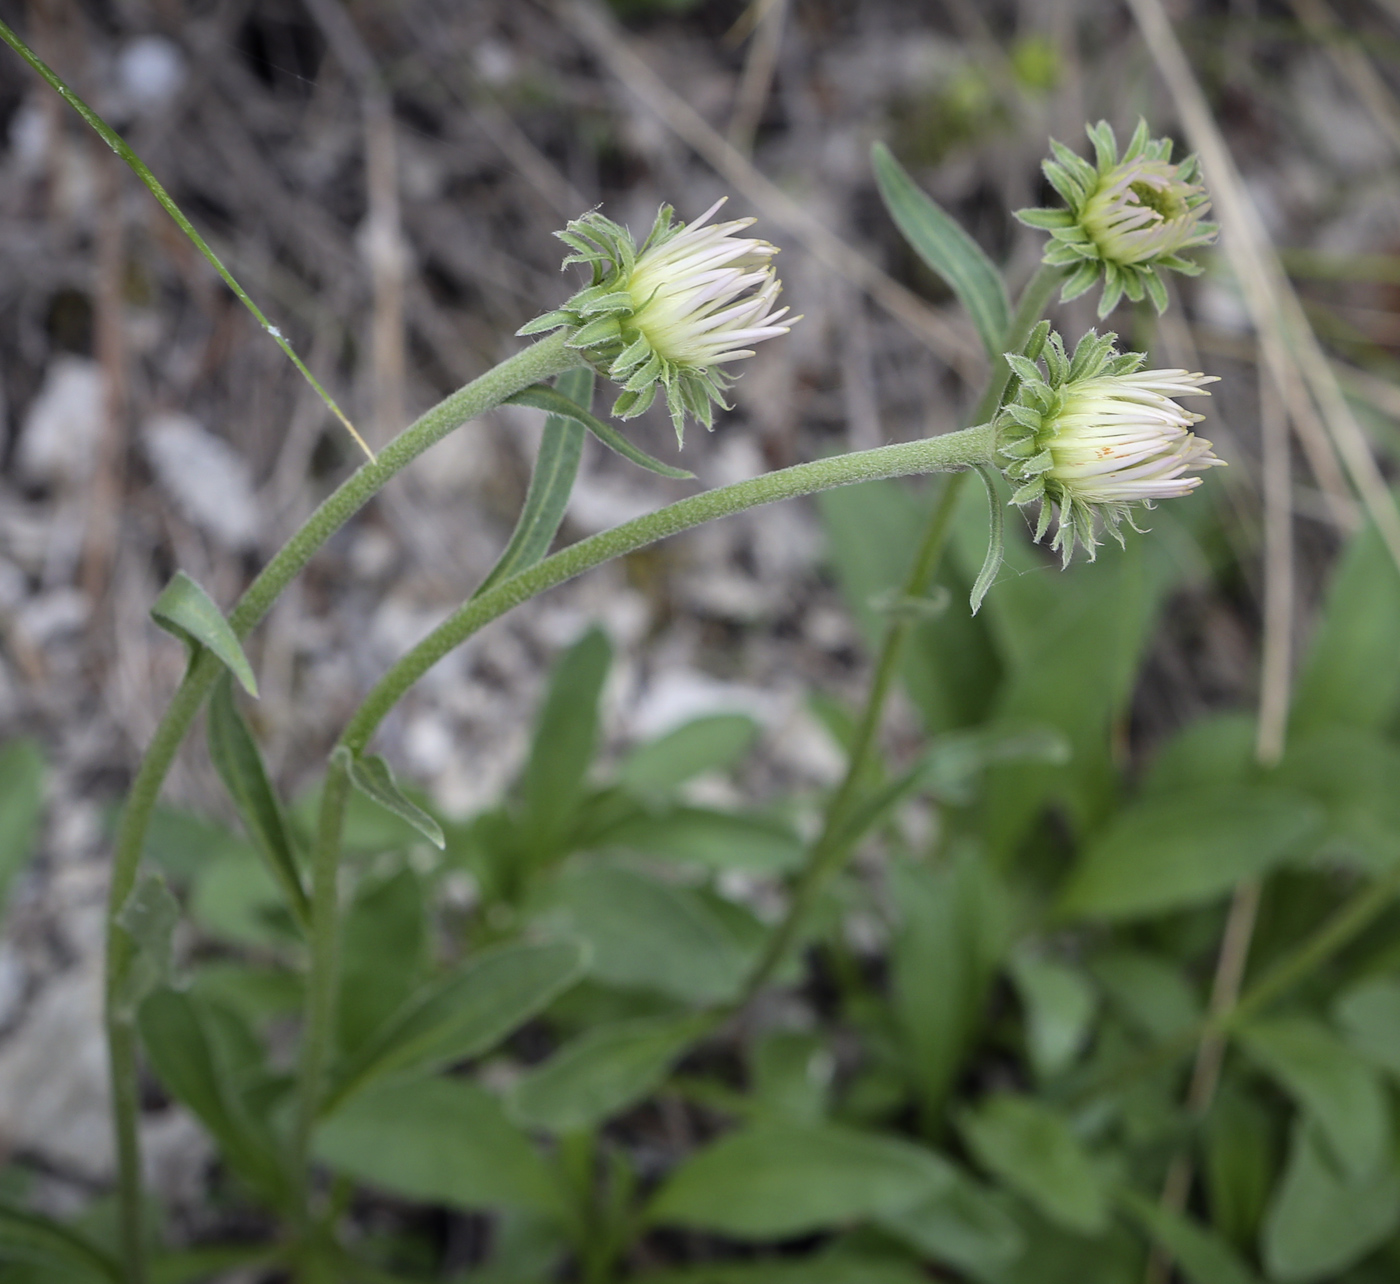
519, 200, 794, 445
1016, 119, 1218, 318
997, 328, 1224, 566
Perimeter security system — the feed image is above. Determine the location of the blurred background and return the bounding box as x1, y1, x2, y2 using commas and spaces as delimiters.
2, 0, 1400, 1267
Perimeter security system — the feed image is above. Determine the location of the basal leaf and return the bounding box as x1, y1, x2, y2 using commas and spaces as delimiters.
618, 714, 759, 794
1117, 1187, 1260, 1284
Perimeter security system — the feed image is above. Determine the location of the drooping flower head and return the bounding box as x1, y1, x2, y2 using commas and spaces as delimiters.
1016, 120, 1217, 318
520, 200, 793, 444
998, 327, 1224, 565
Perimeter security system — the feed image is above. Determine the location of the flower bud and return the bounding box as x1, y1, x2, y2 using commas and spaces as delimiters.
1016, 120, 1217, 318
520, 200, 794, 444
998, 329, 1224, 565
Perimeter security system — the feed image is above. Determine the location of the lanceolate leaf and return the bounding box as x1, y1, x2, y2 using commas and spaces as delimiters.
477, 367, 592, 599
207, 675, 310, 929
333, 747, 445, 850
151, 571, 258, 697
320, 940, 588, 1115
1117, 1187, 1260, 1284
0, 1204, 121, 1280
506, 383, 695, 480
871, 141, 1011, 361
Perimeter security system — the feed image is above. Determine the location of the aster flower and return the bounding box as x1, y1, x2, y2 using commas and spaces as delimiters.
1017, 120, 1217, 318
520, 200, 794, 445
998, 328, 1224, 565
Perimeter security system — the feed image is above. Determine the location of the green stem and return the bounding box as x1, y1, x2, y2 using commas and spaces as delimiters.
103, 332, 580, 1284
292, 757, 352, 1186
338, 426, 996, 754
737, 261, 1065, 1003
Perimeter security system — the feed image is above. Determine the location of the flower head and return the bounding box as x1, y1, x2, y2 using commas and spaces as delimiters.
998, 328, 1224, 565
1016, 120, 1217, 318
520, 200, 794, 444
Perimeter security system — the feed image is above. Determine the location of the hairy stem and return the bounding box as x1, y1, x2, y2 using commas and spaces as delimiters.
737, 261, 1065, 1003
103, 332, 580, 1283
339, 425, 997, 753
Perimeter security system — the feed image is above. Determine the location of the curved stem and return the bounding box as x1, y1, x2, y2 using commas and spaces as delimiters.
737, 261, 1065, 1004
338, 426, 996, 754
104, 331, 580, 1283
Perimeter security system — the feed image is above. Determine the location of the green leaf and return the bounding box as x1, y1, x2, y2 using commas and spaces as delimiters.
618, 714, 760, 794
636, 1257, 928, 1284
113, 873, 180, 1019
505, 383, 695, 479
1262, 1122, 1400, 1282
1276, 726, 1400, 871
877, 1169, 1026, 1279
206, 674, 310, 928
1057, 788, 1323, 920
593, 806, 804, 873
151, 571, 257, 697
336, 867, 425, 1055
1203, 1086, 1276, 1252
647, 1123, 954, 1239
141, 806, 251, 881
314, 1076, 564, 1218
871, 142, 1011, 360
957, 1094, 1108, 1236
1116, 1187, 1260, 1284
188, 847, 288, 948
750, 1032, 831, 1126
1008, 948, 1098, 1078
1291, 513, 1400, 735
969, 465, 1005, 614
542, 862, 752, 1003
0, 740, 44, 916
138, 989, 290, 1207
321, 940, 587, 1114
1333, 976, 1400, 1080
0, 1205, 120, 1281
478, 367, 592, 599
332, 748, 444, 850
889, 848, 1007, 1121
520, 627, 611, 855
510, 1013, 709, 1133
1237, 1015, 1390, 1180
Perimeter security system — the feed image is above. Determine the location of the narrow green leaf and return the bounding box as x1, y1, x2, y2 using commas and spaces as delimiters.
1058, 788, 1324, 921
635, 1257, 928, 1284
1117, 1187, 1260, 1284
1237, 1016, 1390, 1180
477, 367, 592, 599
0, 1205, 121, 1280
647, 1124, 954, 1238
1263, 1122, 1400, 1282
1334, 976, 1400, 1080
520, 627, 611, 854
113, 872, 180, 1019
336, 867, 425, 1055
151, 571, 257, 696
314, 1076, 565, 1218
871, 142, 1011, 360
877, 1170, 1026, 1278
332, 748, 444, 850
321, 940, 588, 1115
969, 466, 1005, 614
510, 1014, 710, 1133
506, 384, 695, 479
0, 740, 44, 916
207, 675, 310, 928
1008, 948, 1098, 1078
593, 805, 804, 873
138, 989, 290, 1207
957, 1094, 1108, 1235
618, 714, 760, 794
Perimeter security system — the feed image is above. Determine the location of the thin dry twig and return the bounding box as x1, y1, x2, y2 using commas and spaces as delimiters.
558, 0, 981, 368
726, 0, 788, 156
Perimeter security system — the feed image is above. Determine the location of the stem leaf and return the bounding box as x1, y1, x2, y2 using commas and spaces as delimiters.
332, 747, 445, 851
476, 368, 593, 599
872, 142, 1012, 362
207, 675, 311, 927
113, 872, 180, 1021
506, 384, 695, 480
152, 571, 258, 697
970, 465, 1005, 615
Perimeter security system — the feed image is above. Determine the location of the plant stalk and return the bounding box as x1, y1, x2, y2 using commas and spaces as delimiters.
103, 331, 580, 1284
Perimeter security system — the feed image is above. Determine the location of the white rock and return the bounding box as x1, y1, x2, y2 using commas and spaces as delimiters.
18, 358, 104, 486
117, 36, 186, 111
628, 667, 777, 740
143, 413, 260, 550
